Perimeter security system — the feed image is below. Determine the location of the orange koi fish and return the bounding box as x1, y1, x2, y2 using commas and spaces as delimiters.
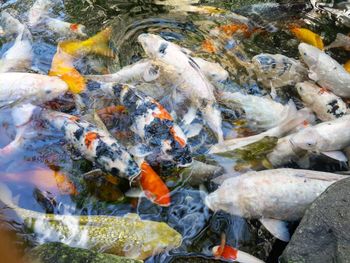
290, 26, 324, 50
212, 245, 264, 263
219, 24, 252, 37
139, 162, 171, 207
1, 166, 77, 195
344, 60, 350, 73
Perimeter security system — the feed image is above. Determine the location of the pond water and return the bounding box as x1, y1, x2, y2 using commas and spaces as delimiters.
0, 0, 349, 262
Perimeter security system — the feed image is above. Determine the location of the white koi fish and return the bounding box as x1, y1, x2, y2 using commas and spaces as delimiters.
138, 33, 224, 142
218, 91, 296, 130
299, 43, 350, 98
296, 81, 348, 121
205, 168, 347, 241
290, 114, 350, 162
0, 73, 68, 108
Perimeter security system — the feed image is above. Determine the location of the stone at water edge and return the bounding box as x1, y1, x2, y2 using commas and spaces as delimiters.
26, 242, 143, 263
280, 177, 350, 263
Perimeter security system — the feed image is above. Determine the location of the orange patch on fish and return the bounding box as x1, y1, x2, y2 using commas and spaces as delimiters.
69, 116, 80, 122
151, 100, 173, 121
213, 245, 238, 261
140, 162, 171, 207
202, 39, 217, 53
289, 26, 324, 50
219, 24, 250, 37
170, 127, 186, 148
1, 166, 77, 195
318, 87, 330, 94
70, 23, 79, 32
302, 120, 309, 127
84, 132, 100, 149
97, 105, 127, 116
344, 60, 350, 73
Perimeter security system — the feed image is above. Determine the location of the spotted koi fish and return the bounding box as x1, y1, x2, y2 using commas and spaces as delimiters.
41, 110, 141, 180
95, 82, 192, 168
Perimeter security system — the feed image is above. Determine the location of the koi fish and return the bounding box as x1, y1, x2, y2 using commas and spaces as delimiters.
49, 48, 86, 94
0, 73, 68, 108
213, 245, 264, 263
138, 33, 224, 142
139, 162, 170, 207
290, 114, 350, 162
28, 0, 86, 37
290, 26, 324, 50
0, 15, 32, 73
0, 183, 182, 260
251, 53, 308, 89
49, 28, 114, 94
44, 17, 87, 37
218, 91, 298, 130
299, 43, 350, 98
206, 169, 347, 241
98, 83, 192, 168
296, 81, 348, 121
345, 60, 350, 73
1, 165, 77, 195
41, 110, 141, 180
59, 27, 115, 58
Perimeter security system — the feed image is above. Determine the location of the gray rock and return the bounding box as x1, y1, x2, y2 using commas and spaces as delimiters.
280, 177, 350, 263
27, 242, 143, 263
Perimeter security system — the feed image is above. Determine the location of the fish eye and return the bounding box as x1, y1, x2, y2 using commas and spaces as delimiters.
303, 52, 307, 56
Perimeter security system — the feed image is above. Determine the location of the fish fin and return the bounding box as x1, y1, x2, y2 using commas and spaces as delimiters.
202, 104, 224, 143
236, 249, 265, 263
182, 107, 198, 126
11, 103, 36, 127
308, 71, 318, 82
125, 188, 144, 198
260, 218, 290, 242
321, 151, 348, 162
0, 182, 16, 209
83, 169, 104, 178
183, 123, 203, 138
143, 63, 160, 82
128, 144, 152, 158
60, 27, 115, 58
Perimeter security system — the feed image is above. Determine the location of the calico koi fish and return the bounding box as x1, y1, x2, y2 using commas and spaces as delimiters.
138, 33, 224, 142
41, 110, 141, 180
98, 83, 192, 168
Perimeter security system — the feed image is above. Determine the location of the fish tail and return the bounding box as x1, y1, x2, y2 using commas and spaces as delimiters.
0, 182, 16, 210
59, 27, 115, 58
140, 162, 171, 207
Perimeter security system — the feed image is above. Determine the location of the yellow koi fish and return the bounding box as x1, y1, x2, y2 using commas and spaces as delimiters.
290, 26, 324, 50
345, 59, 350, 73
49, 28, 115, 93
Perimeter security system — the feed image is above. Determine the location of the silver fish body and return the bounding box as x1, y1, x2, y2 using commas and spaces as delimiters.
205, 168, 346, 221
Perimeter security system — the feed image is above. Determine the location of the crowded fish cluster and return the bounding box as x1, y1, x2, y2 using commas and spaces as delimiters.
0, 0, 350, 262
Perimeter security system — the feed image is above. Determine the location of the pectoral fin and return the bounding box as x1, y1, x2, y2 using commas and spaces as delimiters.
321, 151, 348, 162
260, 218, 290, 242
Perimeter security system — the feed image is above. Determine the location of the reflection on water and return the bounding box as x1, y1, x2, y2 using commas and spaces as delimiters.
0, 0, 349, 262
